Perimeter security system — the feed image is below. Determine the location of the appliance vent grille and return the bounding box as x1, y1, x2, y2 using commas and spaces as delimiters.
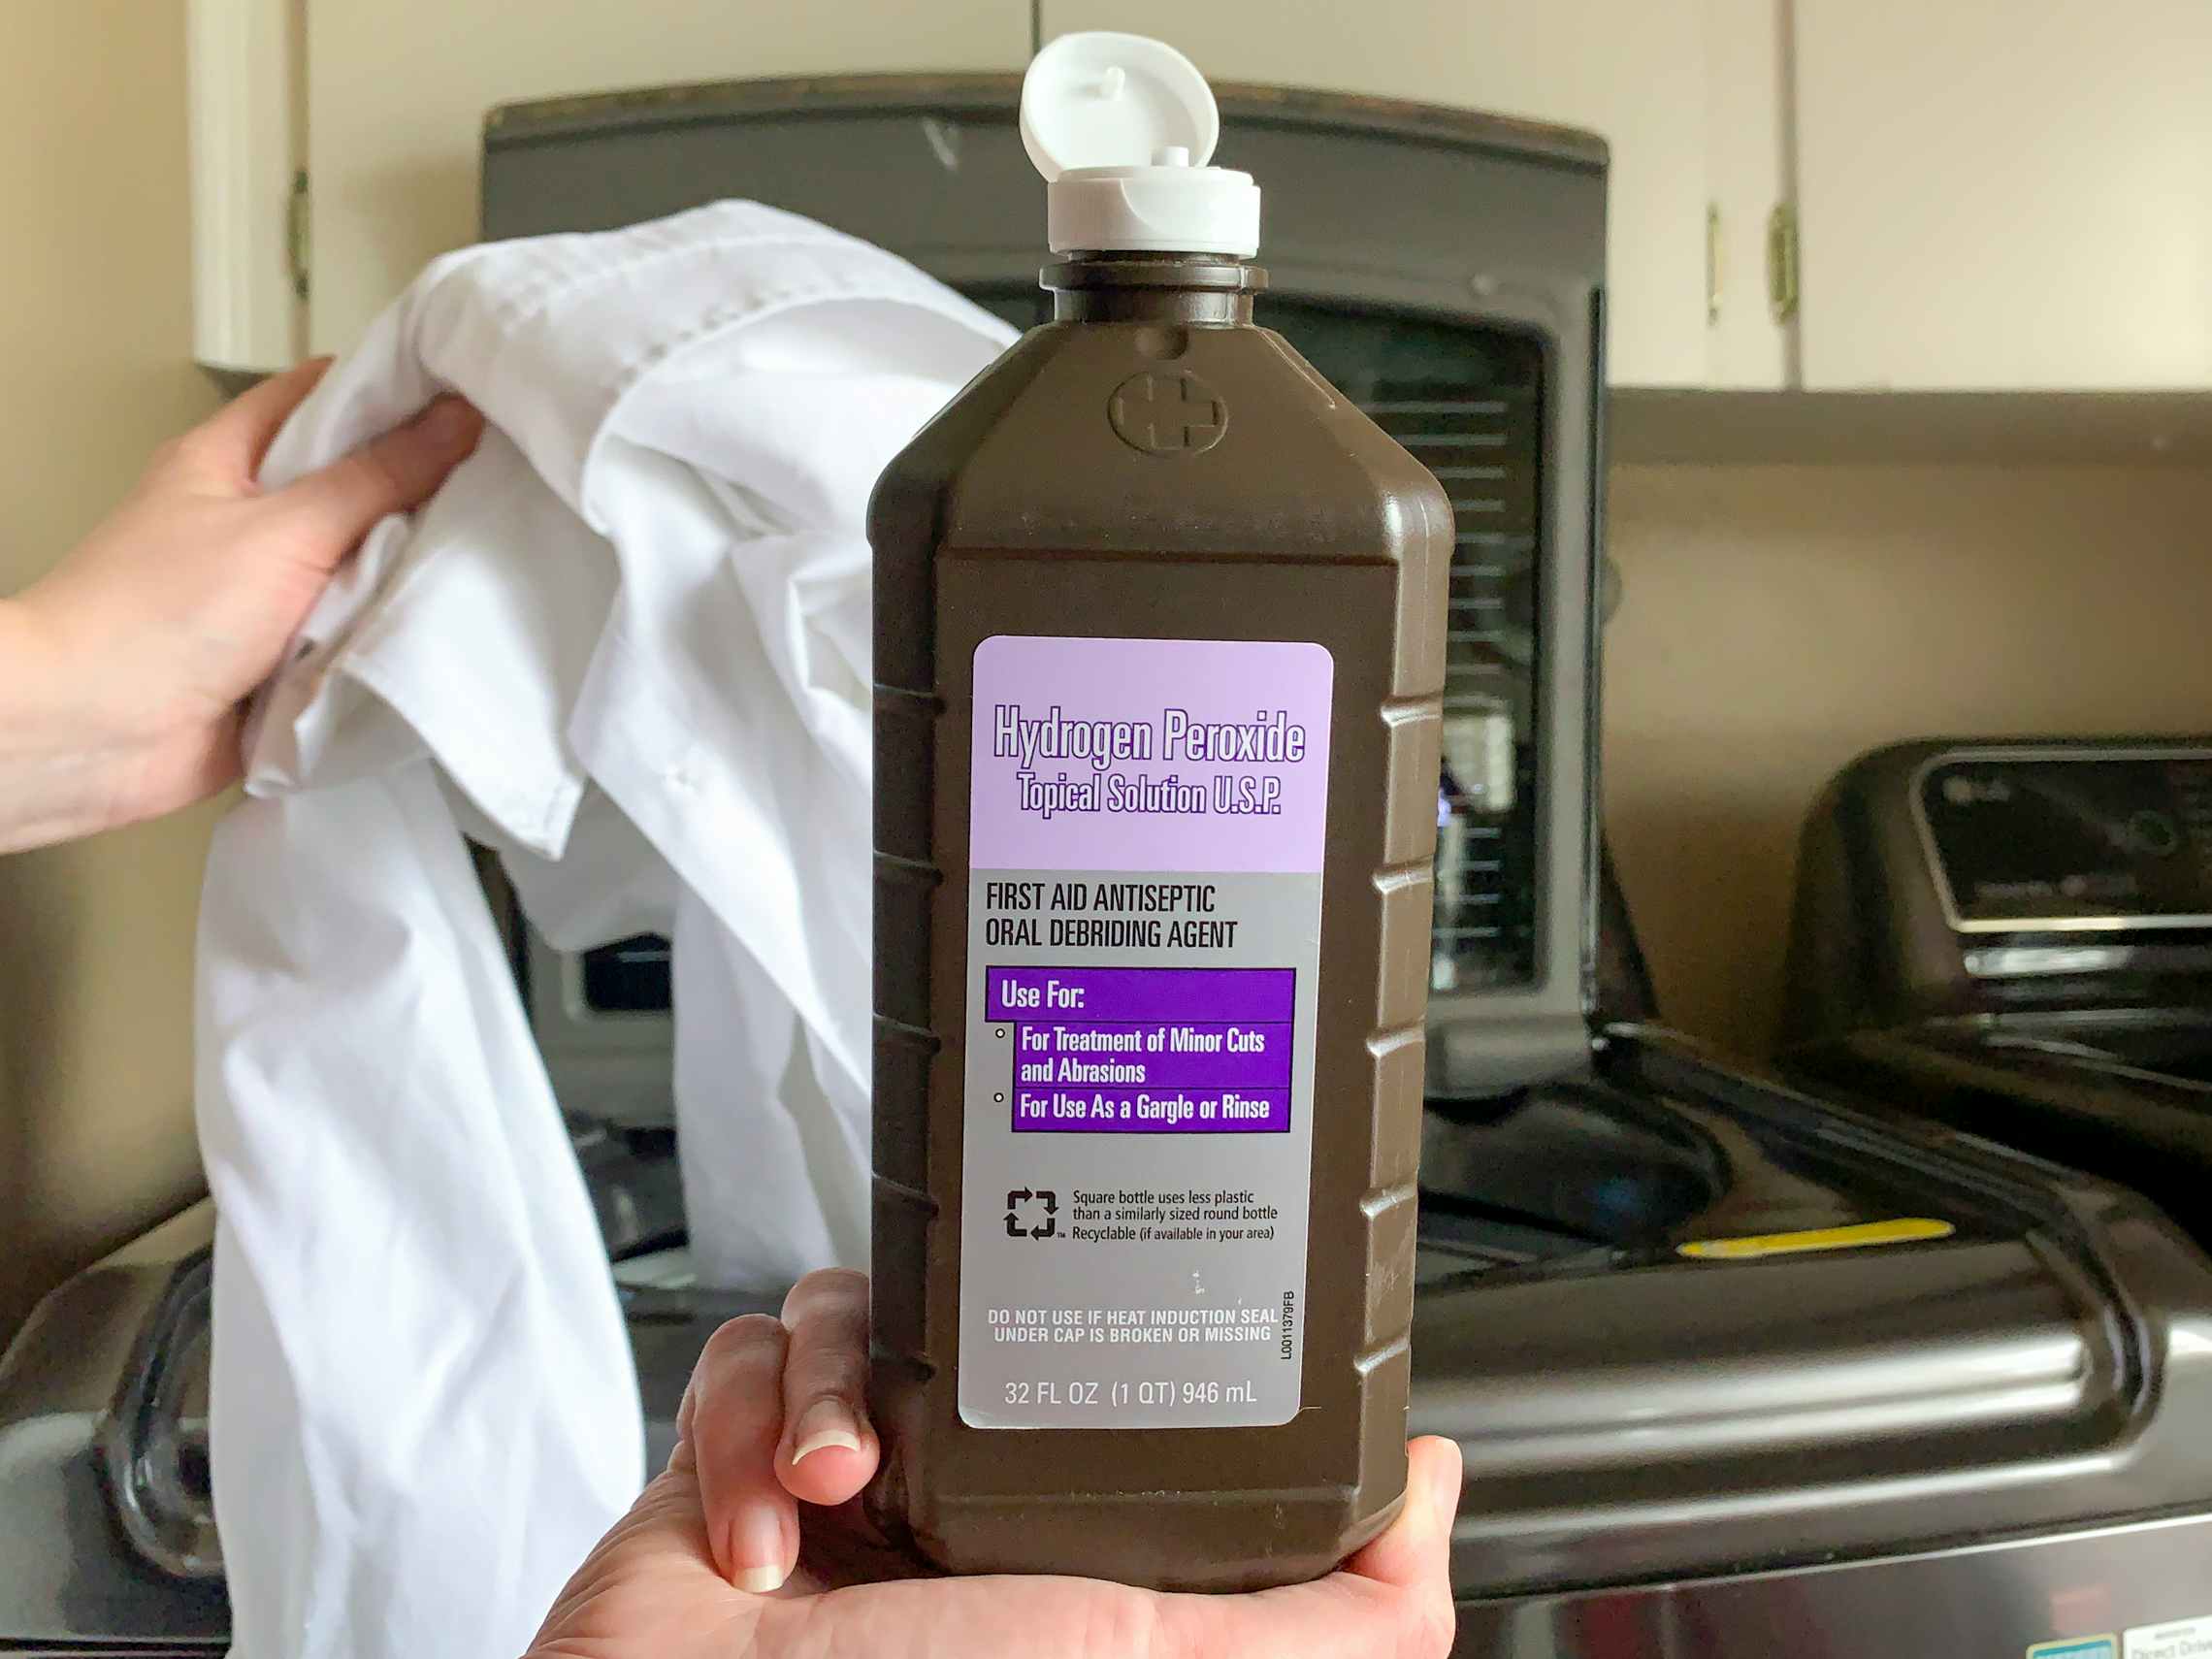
1363, 373, 1541, 992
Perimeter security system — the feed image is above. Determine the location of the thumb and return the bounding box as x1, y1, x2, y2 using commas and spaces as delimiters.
1342, 1436, 1461, 1593
273, 395, 485, 569
1150, 1438, 1464, 1659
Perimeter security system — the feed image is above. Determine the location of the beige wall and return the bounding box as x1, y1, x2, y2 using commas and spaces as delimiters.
306, 0, 1028, 353
0, 0, 224, 1341
1604, 463, 2212, 1057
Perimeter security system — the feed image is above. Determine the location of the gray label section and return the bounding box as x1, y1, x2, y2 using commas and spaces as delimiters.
960, 870, 1320, 1428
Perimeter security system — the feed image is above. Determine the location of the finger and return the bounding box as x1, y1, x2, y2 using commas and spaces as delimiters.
178, 357, 335, 481
685, 1314, 799, 1594
271, 394, 485, 567
776, 1268, 878, 1507
1342, 1435, 1460, 1598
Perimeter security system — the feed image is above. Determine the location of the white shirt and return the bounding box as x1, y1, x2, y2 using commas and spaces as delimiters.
195, 202, 1014, 1659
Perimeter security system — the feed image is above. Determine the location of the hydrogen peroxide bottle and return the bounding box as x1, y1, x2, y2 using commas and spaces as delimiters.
867, 31, 1451, 1590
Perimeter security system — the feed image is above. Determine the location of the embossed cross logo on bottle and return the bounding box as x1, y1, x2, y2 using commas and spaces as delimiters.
1110, 371, 1228, 455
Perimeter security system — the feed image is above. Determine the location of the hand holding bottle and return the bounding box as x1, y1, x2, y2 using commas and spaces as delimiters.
526, 1268, 1462, 1659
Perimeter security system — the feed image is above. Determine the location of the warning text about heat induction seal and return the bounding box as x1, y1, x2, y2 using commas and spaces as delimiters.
982, 1293, 1298, 1416
986, 1300, 1285, 1346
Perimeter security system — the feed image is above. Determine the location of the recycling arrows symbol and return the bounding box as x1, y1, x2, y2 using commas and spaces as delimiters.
1004, 1188, 1058, 1240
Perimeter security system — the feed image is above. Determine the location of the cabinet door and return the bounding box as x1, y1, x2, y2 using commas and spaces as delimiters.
1703, 0, 1790, 389
1040, 0, 1719, 387
305, 0, 1028, 354
1794, 0, 2212, 390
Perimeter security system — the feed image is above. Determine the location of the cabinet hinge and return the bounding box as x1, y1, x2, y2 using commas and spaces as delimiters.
286, 170, 310, 303
1766, 202, 1799, 324
1706, 203, 1722, 324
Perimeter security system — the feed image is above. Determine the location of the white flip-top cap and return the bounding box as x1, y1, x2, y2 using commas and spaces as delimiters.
1021, 32, 1261, 257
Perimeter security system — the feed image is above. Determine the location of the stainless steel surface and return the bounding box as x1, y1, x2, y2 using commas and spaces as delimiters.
569, 1117, 686, 1256
100, 1249, 219, 1578
1407, 1025, 2212, 1604
528, 930, 675, 1131
0, 1203, 227, 1650
1454, 1509, 2212, 1655
0, 1121, 697, 1652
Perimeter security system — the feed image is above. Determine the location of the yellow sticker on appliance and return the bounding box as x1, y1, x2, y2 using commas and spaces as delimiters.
2126, 1616, 2212, 1659
1677, 1218, 1956, 1261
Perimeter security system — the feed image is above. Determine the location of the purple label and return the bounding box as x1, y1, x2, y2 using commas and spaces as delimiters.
1013, 1022, 1292, 1088
1014, 1089, 1290, 1134
990, 966, 1295, 1135
969, 636, 1334, 875
987, 966, 1291, 1023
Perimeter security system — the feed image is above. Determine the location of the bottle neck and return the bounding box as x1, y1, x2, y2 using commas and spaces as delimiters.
1043, 253, 1265, 324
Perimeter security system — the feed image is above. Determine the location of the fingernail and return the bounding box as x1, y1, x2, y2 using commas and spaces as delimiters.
1428, 1454, 1462, 1536
790, 1397, 863, 1464
730, 1503, 788, 1594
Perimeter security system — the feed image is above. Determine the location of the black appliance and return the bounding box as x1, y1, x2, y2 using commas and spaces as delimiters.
1784, 736, 2212, 1247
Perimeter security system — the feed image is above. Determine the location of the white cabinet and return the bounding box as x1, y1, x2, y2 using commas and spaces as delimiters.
303, 0, 1028, 355
190, 1, 1788, 389
1702, 0, 1790, 390
1793, 0, 2212, 391
1042, 0, 1777, 389
186, 0, 303, 374
186, 1, 2212, 393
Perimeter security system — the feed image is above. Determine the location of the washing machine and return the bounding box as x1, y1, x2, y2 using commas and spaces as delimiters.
1783, 736, 2212, 1251
1421, 895, 2212, 1644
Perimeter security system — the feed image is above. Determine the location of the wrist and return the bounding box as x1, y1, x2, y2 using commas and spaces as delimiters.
0, 593, 145, 850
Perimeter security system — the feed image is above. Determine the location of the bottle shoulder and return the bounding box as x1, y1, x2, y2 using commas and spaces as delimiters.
870, 322, 1450, 565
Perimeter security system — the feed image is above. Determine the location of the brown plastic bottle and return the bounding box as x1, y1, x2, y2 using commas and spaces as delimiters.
866, 32, 1450, 1592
